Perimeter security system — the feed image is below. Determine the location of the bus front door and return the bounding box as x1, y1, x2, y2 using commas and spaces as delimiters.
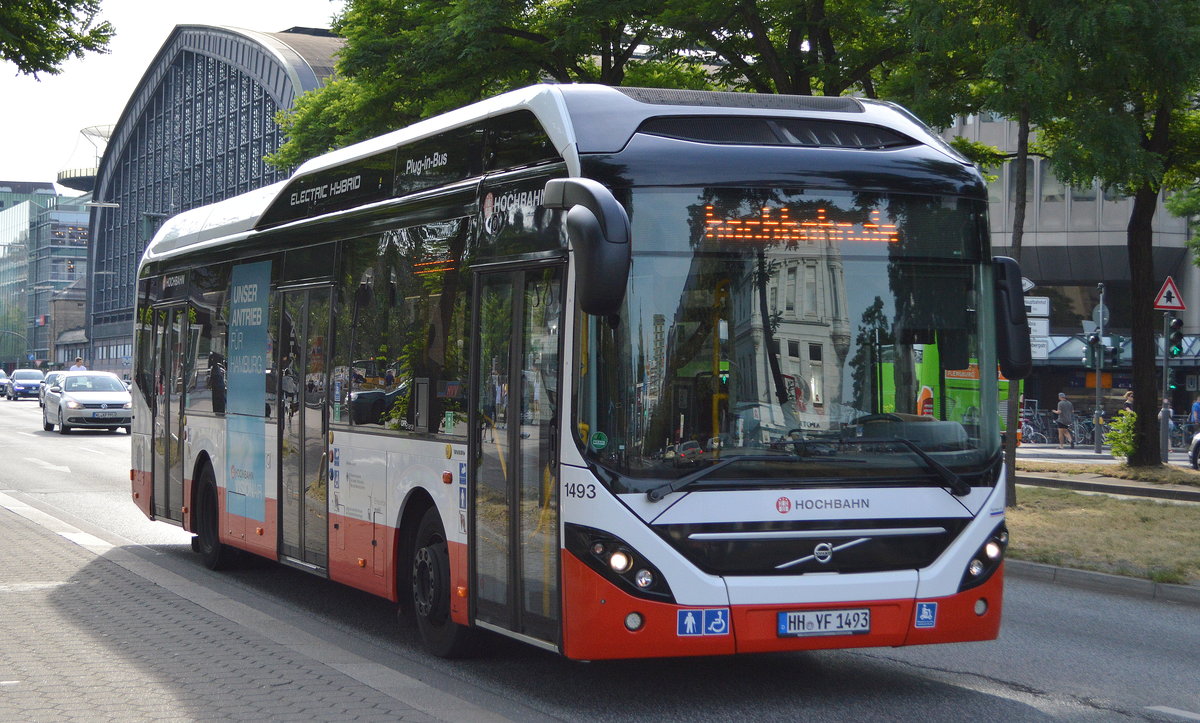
151, 305, 186, 522
472, 266, 562, 647
278, 286, 331, 571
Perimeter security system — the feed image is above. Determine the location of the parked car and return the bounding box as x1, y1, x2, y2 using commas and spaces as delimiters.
39, 371, 65, 408
4, 368, 45, 400
1190, 430, 1200, 470
41, 371, 132, 434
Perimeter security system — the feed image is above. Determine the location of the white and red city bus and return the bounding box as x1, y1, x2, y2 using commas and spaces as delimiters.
131, 84, 1031, 659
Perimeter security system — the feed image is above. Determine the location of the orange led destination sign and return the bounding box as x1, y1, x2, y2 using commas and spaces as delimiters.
704, 206, 899, 244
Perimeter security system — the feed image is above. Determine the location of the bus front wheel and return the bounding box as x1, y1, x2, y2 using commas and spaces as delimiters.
410, 507, 476, 658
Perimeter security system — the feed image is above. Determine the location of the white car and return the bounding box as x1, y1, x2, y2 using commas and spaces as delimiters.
42, 371, 133, 434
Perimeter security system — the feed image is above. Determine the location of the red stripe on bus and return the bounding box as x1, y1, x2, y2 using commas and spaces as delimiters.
130, 468, 152, 518
327, 512, 392, 599
903, 564, 1004, 646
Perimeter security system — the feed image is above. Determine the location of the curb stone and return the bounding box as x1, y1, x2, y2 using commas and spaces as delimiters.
1007, 559, 1200, 608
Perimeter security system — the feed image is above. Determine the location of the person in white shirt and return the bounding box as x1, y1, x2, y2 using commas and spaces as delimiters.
69, 357, 87, 371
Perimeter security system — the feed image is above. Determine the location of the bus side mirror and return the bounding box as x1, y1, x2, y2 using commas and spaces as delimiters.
993, 256, 1032, 380
544, 178, 631, 317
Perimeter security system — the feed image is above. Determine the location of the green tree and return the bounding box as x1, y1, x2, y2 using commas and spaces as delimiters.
0, 0, 112, 77
660, 0, 907, 96
884, 0, 1065, 503
1034, 0, 1200, 466
269, 0, 694, 168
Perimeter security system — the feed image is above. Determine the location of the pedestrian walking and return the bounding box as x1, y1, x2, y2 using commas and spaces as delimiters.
1054, 392, 1074, 448
69, 357, 87, 371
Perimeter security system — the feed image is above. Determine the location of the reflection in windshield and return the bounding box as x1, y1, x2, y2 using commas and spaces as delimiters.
576, 187, 1004, 491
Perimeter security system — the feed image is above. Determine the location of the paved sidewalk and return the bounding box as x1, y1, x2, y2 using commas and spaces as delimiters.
0, 493, 525, 723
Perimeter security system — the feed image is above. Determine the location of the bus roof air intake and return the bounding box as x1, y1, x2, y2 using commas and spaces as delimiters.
638, 117, 917, 149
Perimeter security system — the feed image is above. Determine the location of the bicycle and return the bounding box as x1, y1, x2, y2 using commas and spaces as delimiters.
1020, 421, 1048, 445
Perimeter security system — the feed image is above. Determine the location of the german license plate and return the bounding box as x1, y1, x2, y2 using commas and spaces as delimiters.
94, 411, 116, 418
778, 608, 870, 637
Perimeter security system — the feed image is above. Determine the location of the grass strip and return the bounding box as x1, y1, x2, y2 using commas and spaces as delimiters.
1016, 460, 1200, 488
1007, 486, 1200, 585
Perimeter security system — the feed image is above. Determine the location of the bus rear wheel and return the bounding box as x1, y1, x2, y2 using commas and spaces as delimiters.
194, 466, 236, 570
410, 507, 476, 658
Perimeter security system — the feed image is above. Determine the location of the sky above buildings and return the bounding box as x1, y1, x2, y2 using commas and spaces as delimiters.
0, 0, 346, 193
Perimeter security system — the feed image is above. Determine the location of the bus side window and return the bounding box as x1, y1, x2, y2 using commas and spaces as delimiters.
334, 219, 470, 438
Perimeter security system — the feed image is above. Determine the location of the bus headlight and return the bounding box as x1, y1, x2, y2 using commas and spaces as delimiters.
959, 522, 1008, 592
609, 550, 633, 573
565, 523, 675, 603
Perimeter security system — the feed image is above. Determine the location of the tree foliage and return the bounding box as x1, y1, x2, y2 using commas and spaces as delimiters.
0, 0, 113, 77
1033, 0, 1200, 466
658, 0, 907, 96
269, 0, 700, 168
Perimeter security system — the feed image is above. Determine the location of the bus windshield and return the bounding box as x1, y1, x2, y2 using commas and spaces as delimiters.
575, 187, 1004, 493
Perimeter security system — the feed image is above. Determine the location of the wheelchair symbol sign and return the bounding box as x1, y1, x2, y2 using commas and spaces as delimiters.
677, 608, 730, 636
915, 602, 938, 628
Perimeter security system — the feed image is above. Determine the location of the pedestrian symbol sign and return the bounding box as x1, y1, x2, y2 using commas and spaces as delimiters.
1154, 276, 1186, 311
677, 608, 730, 636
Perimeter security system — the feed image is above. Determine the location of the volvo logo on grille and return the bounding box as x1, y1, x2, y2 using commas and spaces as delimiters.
813, 542, 834, 563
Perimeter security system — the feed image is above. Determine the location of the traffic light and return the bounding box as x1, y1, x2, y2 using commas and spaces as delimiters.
718, 360, 730, 386
1169, 368, 1178, 390
1082, 333, 1102, 368
1169, 317, 1185, 357
1107, 334, 1124, 367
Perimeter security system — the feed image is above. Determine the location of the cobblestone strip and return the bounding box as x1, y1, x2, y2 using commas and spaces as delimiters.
0, 493, 506, 722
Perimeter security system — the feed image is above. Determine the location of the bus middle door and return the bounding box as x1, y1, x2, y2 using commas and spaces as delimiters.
277, 285, 332, 572
472, 265, 563, 648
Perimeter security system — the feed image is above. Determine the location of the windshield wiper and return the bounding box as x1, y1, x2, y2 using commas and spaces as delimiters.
868, 436, 971, 496
647, 455, 780, 502
645, 452, 863, 502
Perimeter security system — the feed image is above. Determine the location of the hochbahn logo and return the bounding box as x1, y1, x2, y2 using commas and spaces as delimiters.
777, 497, 870, 513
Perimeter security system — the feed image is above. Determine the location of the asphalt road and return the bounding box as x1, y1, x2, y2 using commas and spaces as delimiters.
1, 398, 1197, 721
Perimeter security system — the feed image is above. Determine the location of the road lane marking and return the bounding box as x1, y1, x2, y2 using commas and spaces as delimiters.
23, 458, 71, 473
1147, 707, 1200, 721
0, 582, 72, 592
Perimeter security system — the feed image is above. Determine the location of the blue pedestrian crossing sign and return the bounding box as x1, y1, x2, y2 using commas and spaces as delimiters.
677, 608, 730, 636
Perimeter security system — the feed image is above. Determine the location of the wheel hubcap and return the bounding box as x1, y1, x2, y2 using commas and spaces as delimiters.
413, 546, 436, 618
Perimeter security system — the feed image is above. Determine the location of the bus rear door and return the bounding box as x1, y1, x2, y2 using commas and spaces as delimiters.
151, 305, 186, 522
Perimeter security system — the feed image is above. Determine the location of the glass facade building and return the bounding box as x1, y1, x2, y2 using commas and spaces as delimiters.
88, 25, 341, 373
0, 194, 89, 370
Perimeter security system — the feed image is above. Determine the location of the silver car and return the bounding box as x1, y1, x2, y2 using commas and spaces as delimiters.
39, 371, 65, 408
42, 371, 133, 434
